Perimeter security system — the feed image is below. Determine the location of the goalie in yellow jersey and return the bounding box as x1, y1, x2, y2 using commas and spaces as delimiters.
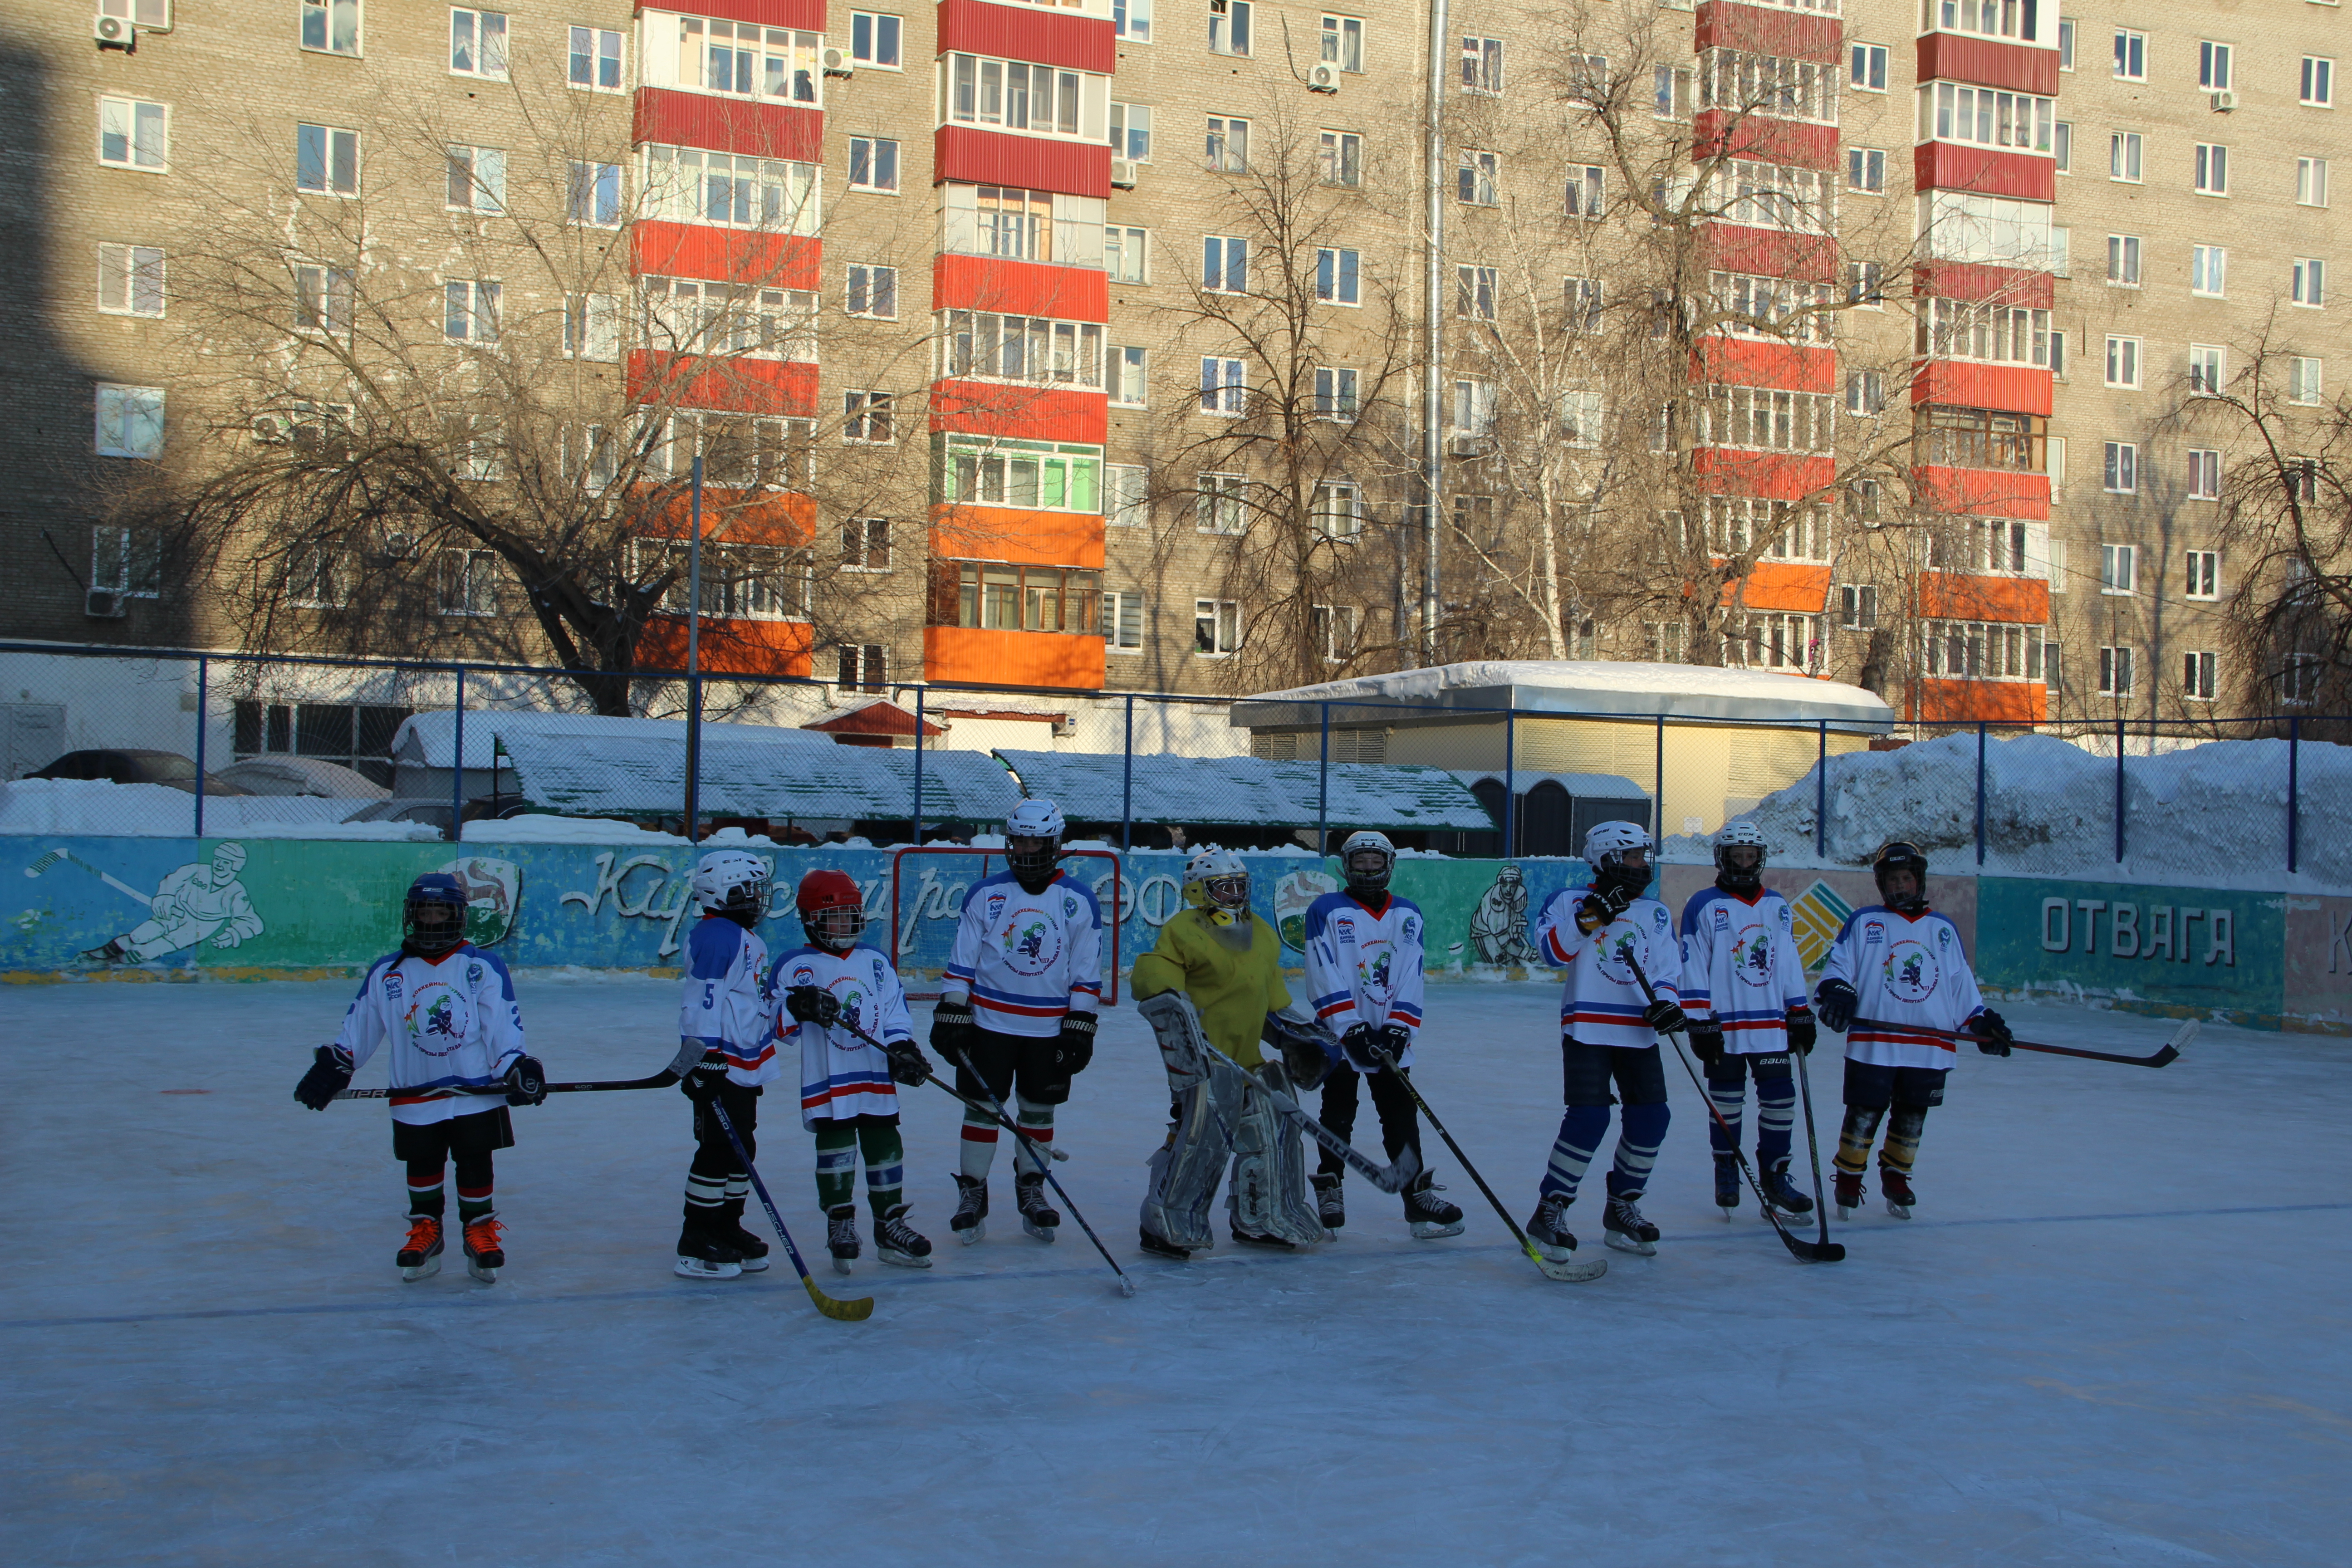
1131, 849, 1339, 1259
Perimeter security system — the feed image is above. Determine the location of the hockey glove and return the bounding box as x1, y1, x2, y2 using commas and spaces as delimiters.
1053, 1011, 1098, 1075
1784, 1006, 1817, 1057
1815, 978, 1857, 1035
1573, 883, 1634, 935
931, 998, 977, 1057
1688, 1020, 1726, 1072
1972, 1009, 2014, 1056
1371, 1024, 1413, 1068
1642, 997, 1689, 1036
785, 985, 841, 1028
293, 1044, 355, 1111
504, 1054, 549, 1106
679, 1048, 727, 1103
884, 1039, 931, 1087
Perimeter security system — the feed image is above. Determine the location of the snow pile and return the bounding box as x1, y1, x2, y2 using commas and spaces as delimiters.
233, 819, 444, 842
462, 814, 689, 846
0, 780, 379, 838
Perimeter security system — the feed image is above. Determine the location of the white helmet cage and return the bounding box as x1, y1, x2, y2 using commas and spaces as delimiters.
1183, 847, 1251, 910
1339, 830, 1396, 897
1004, 797, 1067, 882
693, 850, 771, 916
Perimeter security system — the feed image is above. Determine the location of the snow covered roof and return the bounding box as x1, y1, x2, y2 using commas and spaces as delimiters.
1233, 661, 1896, 733
390, 710, 833, 771
992, 749, 1498, 831
1449, 769, 1650, 800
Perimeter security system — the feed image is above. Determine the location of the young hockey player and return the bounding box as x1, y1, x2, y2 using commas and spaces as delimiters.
293, 873, 545, 1283
1814, 840, 2013, 1219
673, 850, 779, 1279
1523, 822, 1687, 1261
932, 798, 1103, 1244
773, 868, 934, 1271
1679, 823, 1818, 1220
1303, 830, 1462, 1240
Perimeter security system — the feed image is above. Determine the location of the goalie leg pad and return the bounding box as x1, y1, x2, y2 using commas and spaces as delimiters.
1226, 1061, 1329, 1248
1141, 1072, 1241, 1252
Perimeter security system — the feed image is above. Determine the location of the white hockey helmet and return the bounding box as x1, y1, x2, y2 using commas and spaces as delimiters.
693, 849, 771, 921
1713, 821, 1768, 890
1338, 829, 1396, 898
1182, 847, 1251, 923
1004, 797, 1066, 883
1583, 820, 1654, 868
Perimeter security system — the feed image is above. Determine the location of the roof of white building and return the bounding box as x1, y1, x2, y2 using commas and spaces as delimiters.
1232, 661, 1896, 731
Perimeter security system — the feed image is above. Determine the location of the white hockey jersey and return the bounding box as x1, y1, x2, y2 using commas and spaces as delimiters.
768, 941, 915, 1128
1677, 886, 1810, 1055
680, 916, 777, 1087
942, 868, 1103, 1039
1302, 891, 1427, 1070
1531, 888, 1682, 1049
1819, 905, 1987, 1070
332, 944, 528, 1126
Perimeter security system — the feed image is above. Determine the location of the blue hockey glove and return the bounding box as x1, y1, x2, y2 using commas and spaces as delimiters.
294, 1044, 354, 1111
504, 1054, 548, 1106
1973, 1009, 2014, 1056
1815, 978, 1857, 1034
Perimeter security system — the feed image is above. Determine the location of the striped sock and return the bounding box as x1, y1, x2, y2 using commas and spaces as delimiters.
1539, 1105, 1609, 1200
1755, 1076, 1797, 1169
407, 1167, 446, 1218
1606, 1101, 1670, 1200
859, 1122, 907, 1220
814, 1125, 858, 1210
1705, 1076, 1745, 1156
456, 1183, 494, 1226
1013, 1097, 1056, 1176
959, 1110, 999, 1181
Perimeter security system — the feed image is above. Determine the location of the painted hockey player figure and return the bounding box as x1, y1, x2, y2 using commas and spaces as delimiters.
932, 798, 1103, 1245
773, 869, 933, 1273
1523, 822, 1687, 1261
1303, 830, 1462, 1240
1132, 848, 1332, 1257
672, 850, 780, 1279
1679, 823, 1818, 1221
1813, 841, 2014, 1219
294, 873, 545, 1283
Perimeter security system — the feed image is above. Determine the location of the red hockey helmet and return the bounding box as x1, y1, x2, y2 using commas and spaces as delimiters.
797, 868, 867, 952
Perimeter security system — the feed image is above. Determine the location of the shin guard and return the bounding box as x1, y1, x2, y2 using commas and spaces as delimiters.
1835, 1104, 1885, 1177
1882, 1104, 1927, 1176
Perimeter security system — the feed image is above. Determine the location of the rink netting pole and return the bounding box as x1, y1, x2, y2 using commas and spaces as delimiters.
2289, 715, 2301, 875
1813, 719, 1826, 858
2113, 715, 2125, 865
193, 655, 208, 839
1974, 721, 1987, 867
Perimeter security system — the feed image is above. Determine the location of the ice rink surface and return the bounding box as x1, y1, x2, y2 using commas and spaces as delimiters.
3, 976, 2346, 1568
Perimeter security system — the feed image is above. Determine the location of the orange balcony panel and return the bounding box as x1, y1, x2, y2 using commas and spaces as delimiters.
1694, 2, 1842, 62
1908, 679, 2048, 725
932, 255, 1109, 320
930, 505, 1105, 569
1692, 451, 1835, 500
1916, 260, 2053, 309
628, 352, 818, 417
1914, 466, 2050, 519
1915, 142, 2056, 202
1722, 561, 1832, 612
639, 490, 814, 547
639, 617, 814, 678
934, 126, 1111, 199
632, 224, 820, 290
1916, 33, 2061, 95
1694, 338, 1838, 393
633, 89, 821, 162
1919, 572, 2051, 623
1691, 112, 1840, 172
1911, 361, 2053, 416
1702, 226, 1838, 284
925, 625, 1105, 690
930, 380, 1107, 444
937, 0, 1116, 72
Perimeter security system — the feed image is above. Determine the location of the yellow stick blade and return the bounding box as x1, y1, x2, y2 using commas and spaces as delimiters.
805, 1277, 875, 1320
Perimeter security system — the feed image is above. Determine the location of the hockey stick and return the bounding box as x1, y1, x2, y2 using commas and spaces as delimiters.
808, 1009, 1070, 1162
945, 1042, 1136, 1298
1791, 1042, 1836, 1255
1623, 952, 1845, 1264
706, 1098, 874, 1322
1848, 1014, 2192, 1068
1195, 1039, 1421, 1194
24, 847, 152, 905
332, 1041, 704, 1101
1364, 1043, 1605, 1284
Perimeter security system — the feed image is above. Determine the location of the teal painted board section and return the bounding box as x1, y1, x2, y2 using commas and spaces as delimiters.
1976, 877, 2283, 1017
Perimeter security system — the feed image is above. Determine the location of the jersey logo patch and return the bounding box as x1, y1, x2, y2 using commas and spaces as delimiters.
1881, 939, 1940, 1002
998, 913, 1064, 976
402, 982, 474, 1057
791, 965, 816, 986
985, 894, 1008, 923
1731, 923, 1774, 989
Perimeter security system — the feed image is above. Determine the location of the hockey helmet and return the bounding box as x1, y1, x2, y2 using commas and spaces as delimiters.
403, 872, 469, 956
1583, 820, 1656, 900
1871, 840, 1930, 913
1004, 797, 1066, 887
1339, 829, 1396, 899
796, 868, 867, 952
1713, 821, 1769, 892
693, 849, 771, 925
1181, 847, 1251, 926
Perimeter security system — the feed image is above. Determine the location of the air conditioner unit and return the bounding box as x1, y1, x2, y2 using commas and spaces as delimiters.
1109, 157, 1139, 189
1308, 62, 1341, 93
2210, 90, 2236, 112
94, 14, 135, 50
376, 529, 419, 563
822, 46, 852, 77
84, 588, 127, 619
251, 413, 292, 444
1448, 433, 1494, 458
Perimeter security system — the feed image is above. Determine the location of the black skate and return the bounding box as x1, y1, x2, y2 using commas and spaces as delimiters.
1525, 1193, 1607, 1282
950, 1173, 988, 1245
718, 1198, 770, 1272
461, 1214, 505, 1284
1603, 1194, 1660, 1256
1833, 1171, 1864, 1220
1714, 1155, 1740, 1216
1759, 1159, 1815, 1220
1014, 1171, 1059, 1243
675, 1219, 745, 1280
398, 1215, 444, 1282
1139, 1227, 1192, 1261
1880, 1166, 1916, 1220
1311, 1173, 1345, 1232
1403, 1173, 1465, 1240
826, 1204, 861, 1274
874, 1204, 934, 1269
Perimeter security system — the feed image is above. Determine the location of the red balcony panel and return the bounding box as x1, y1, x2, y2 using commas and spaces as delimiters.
1914, 142, 2055, 202
934, 126, 1111, 197
1702, 225, 1839, 284
638, 491, 816, 548
1691, 112, 1841, 172
926, 625, 1105, 689
1691, 451, 1835, 500
1913, 465, 2050, 519
1907, 678, 2048, 725
627, 352, 819, 417
931, 505, 1105, 569
1916, 260, 2053, 308
1916, 33, 2060, 94
937, 0, 1116, 72
1720, 561, 1832, 612
930, 379, 1107, 443
1694, 338, 1838, 394
1910, 361, 2053, 416
632, 223, 821, 289
634, 89, 823, 161
1919, 572, 2051, 623
680, 0, 826, 28
641, 617, 815, 678
932, 254, 1109, 319
1693, 2, 1842, 63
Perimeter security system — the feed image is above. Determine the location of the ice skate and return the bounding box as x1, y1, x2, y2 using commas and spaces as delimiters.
1402, 1173, 1465, 1240
950, 1173, 988, 1245
1603, 1194, 1660, 1256
675, 1220, 745, 1280
397, 1215, 443, 1282
1759, 1159, 1815, 1220
461, 1214, 505, 1283
717, 1198, 770, 1272
1714, 1155, 1740, 1217
1833, 1171, 1863, 1220
1140, 1227, 1193, 1261
874, 1203, 934, 1269
1311, 1173, 1345, 1233
826, 1204, 861, 1273
1014, 1171, 1059, 1243
1880, 1166, 1915, 1220
1230, 1218, 1297, 1249
1526, 1193, 1607, 1282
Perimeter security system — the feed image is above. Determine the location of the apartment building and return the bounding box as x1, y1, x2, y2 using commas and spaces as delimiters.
4, 0, 2341, 730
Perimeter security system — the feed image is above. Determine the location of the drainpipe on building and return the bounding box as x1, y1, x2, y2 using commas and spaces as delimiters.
1421, 0, 1448, 668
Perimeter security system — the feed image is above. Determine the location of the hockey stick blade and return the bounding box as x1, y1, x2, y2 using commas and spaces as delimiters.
708, 1100, 873, 1322
944, 1044, 1136, 1298
1849, 1014, 2189, 1068
829, 1014, 1072, 1162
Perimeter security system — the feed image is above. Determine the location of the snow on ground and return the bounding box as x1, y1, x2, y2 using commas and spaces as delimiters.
3, 979, 2345, 1567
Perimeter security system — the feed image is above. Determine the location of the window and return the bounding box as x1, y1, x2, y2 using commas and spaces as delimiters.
443, 279, 501, 343
1846, 371, 1884, 414
1312, 481, 1362, 538
2294, 258, 2328, 306
1203, 235, 1247, 293
563, 294, 620, 361
835, 644, 888, 691
2287, 460, 2320, 504
644, 145, 818, 234
2098, 646, 2134, 695
96, 244, 164, 318
2188, 344, 2225, 395
1205, 116, 1249, 172
2182, 651, 2218, 702
842, 391, 893, 444
2283, 653, 2323, 707
1697, 497, 1831, 563
99, 0, 172, 26
2185, 549, 2221, 597
1320, 14, 1363, 73
942, 310, 1104, 387
1456, 264, 1497, 321
1115, 0, 1151, 44
1850, 43, 1886, 92
2303, 56, 2335, 107
1318, 130, 1362, 188
677, 17, 821, 104
1113, 346, 1147, 406
2099, 543, 2138, 594
842, 516, 891, 570
850, 12, 902, 68
1921, 191, 2058, 268
656, 412, 812, 491
296, 124, 359, 196
1565, 164, 1605, 219
846, 263, 897, 318
1847, 148, 1885, 193
1719, 159, 1834, 234
2186, 451, 2222, 501
1924, 84, 2058, 154
1196, 472, 1248, 534
1314, 367, 1359, 420
1701, 387, 1838, 453
2054, 122, 2071, 173
2043, 640, 2063, 688
293, 263, 353, 335
1106, 465, 1149, 528
2301, 157, 2332, 207
1453, 494, 1498, 548
1311, 605, 1360, 663
1728, 612, 1820, 673
2190, 245, 2226, 297
567, 160, 622, 225
2058, 17, 2075, 69
1914, 299, 2053, 366
1451, 378, 1495, 435
2102, 445, 2137, 495
1566, 54, 1610, 108
450, 9, 508, 78
570, 26, 625, 89
301, 0, 359, 56
1102, 589, 1144, 651
1110, 103, 1152, 161
1654, 63, 1691, 120
1838, 584, 1879, 629
2104, 336, 2141, 388
1916, 406, 2046, 470
94, 385, 164, 459
1209, 0, 1250, 57
1200, 357, 1246, 415
1716, 271, 1838, 344
646, 274, 815, 365
941, 54, 1095, 137
942, 437, 1102, 513
2199, 41, 2233, 91
2050, 330, 2068, 377
1315, 247, 1360, 305
2110, 132, 2142, 182
1461, 35, 1504, 95
2289, 357, 2325, 404
1559, 389, 1604, 446
2194, 143, 2228, 195
1458, 150, 1499, 206
2114, 30, 2145, 81
1195, 598, 1242, 655
848, 137, 899, 192
1106, 225, 1150, 283
91, 524, 162, 596
2106, 234, 2142, 285
1919, 619, 2035, 681
1565, 277, 1602, 333
438, 550, 501, 617
446, 145, 507, 213
97, 98, 167, 171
